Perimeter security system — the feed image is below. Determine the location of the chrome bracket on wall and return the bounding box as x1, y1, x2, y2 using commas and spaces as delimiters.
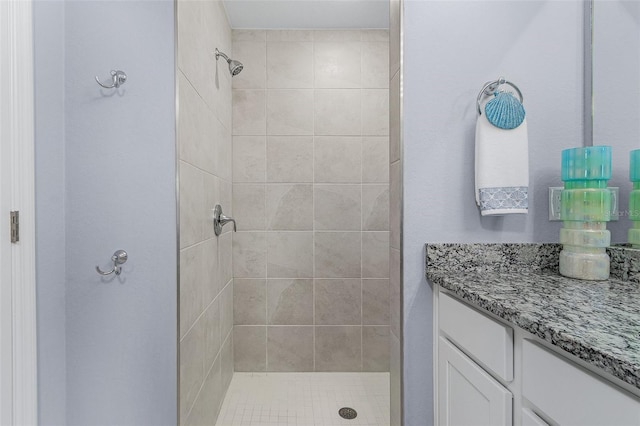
96, 249, 129, 276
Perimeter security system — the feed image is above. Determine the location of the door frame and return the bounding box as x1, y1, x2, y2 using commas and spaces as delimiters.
0, 0, 38, 424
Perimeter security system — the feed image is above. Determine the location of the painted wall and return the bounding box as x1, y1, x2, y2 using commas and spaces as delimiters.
592, 0, 640, 242
231, 29, 390, 373
33, 1, 66, 424
62, 1, 177, 424
402, 0, 584, 423
177, 0, 234, 424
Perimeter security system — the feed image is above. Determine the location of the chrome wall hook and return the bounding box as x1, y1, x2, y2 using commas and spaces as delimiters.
96, 249, 128, 276
95, 70, 127, 89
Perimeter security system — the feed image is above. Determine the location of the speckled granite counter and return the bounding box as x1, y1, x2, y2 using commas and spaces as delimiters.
426, 243, 640, 390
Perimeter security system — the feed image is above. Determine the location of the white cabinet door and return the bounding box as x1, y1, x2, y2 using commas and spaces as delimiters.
438, 337, 512, 426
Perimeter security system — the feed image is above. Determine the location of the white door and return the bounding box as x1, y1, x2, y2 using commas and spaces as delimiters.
438, 336, 512, 426
0, 1, 37, 424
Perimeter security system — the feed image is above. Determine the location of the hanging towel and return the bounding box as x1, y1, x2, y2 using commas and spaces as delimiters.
475, 108, 529, 216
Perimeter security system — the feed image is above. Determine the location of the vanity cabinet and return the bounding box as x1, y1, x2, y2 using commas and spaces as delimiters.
436, 290, 640, 426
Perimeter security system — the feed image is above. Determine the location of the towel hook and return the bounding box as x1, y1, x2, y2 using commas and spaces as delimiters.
476, 77, 523, 115
95, 70, 127, 89
95, 249, 128, 276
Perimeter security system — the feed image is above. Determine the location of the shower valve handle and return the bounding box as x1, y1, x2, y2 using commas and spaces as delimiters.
213, 204, 236, 236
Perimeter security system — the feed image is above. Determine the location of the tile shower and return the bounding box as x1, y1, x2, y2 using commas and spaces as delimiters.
231, 29, 391, 372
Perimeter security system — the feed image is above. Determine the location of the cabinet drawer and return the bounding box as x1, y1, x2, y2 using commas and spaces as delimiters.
522, 340, 640, 425
439, 293, 513, 381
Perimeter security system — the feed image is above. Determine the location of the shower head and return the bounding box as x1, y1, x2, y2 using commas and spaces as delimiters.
215, 48, 244, 77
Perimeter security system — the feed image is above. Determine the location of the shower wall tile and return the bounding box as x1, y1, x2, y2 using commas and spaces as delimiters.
233, 232, 267, 278
362, 232, 390, 278
315, 279, 362, 325
267, 30, 313, 42
179, 3, 233, 424
314, 184, 361, 231
267, 279, 314, 325
266, 136, 314, 182
362, 326, 390, 372
389, 247, 401, 338
314, 42, 361, 88
314, 89, 361, 135
362, 185, 389, 231
362, 136, 390, 183
315, 232, 361, 278
266, 89, 314, 135
267, 326, 314, 371
362, 89, 390, 136
232, 30, 389, 373
232, 89, 266, 135
266, 184, 313, 230
232, 184, 266, 231
267, 232, 314, 278
233, 136, 266, 183
233, 279, 266, 325
232, 41, 266, 90
315, 326, 362, 371
362, 279, 390, 325
267, 42, 314, 88
221, 333, 234, 391
314, 136, 362, 183
234, 326, 267, 371
390, 73, 401, 163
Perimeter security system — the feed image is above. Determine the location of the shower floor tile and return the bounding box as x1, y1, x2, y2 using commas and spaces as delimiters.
215, 372, 390, 426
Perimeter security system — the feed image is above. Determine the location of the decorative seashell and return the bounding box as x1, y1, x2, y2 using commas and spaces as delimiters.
484, 91, 526, 130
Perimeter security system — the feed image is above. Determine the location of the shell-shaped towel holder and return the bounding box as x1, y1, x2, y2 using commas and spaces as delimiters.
476, 77, 525, 130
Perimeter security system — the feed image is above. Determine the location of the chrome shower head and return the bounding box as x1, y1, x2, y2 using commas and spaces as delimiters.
215, 48, 244, 77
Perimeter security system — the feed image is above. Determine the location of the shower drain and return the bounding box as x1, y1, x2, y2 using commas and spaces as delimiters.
338, 407, 358, 420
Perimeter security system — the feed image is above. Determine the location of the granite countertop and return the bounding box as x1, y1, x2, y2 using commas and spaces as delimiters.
426, 243, 640, 390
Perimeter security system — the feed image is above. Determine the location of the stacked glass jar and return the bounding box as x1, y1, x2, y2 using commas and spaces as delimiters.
629, 150, 640, 248
559, 146, 612, 280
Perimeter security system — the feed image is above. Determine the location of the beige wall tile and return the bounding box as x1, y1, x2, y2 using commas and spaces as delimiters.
362, 89, 389, 136
179, 162, 204, 249
390, 247, 401, 338
218, 231, 233, 288
390, 161, 401, 249
203, 173, 221, 241
362, 326, 390, 372
315, 232, 361, 278
313, 30, 361, 41
267, 136, 313, 183
232, 41, 266, 89
179, 324, 204, 421
267, 42, 314, 88
314, 89, 361, 136
266, 184, 313, 230
233, 184, 266, 231
178, 72, 215, 173
361, 30, 389, 42
315, 326, 361, 371
267, 89, 314, 135
362, 279, 390, 325
233, 89, 266, 135
362, 232, 389, 278
201, 238, 220, 308
220, 280, 234, 340
180, 245, 204, 339
362, 42, 390, 89
202, 298, 221, 371
314, 185, 361, 231
267, 232, 314, 278
315, 279, 362, 325
234, 326, 266, 371
233, 232, 267, 278
233, 30, 266, 42
185, 356, 222, 426
267, 279, 313, 325
362, 185, 389, 231
267, 30, 313, 42
314, 42, 361, 88
362, 136, 389, 183
390, 73, 401, 162
233, 136, 266, 183
390, 330, 402, 425
314, 136, 362, 183
267, 326, 314, 371
234, 279, 266, 325
389, 0, 401, 77
221, 333, 234, 390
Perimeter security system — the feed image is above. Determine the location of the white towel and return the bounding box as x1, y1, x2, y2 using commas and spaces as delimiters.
474, 110, 529, 216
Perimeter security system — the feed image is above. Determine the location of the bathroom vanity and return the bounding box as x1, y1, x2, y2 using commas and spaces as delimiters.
426, 244, 640, 426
